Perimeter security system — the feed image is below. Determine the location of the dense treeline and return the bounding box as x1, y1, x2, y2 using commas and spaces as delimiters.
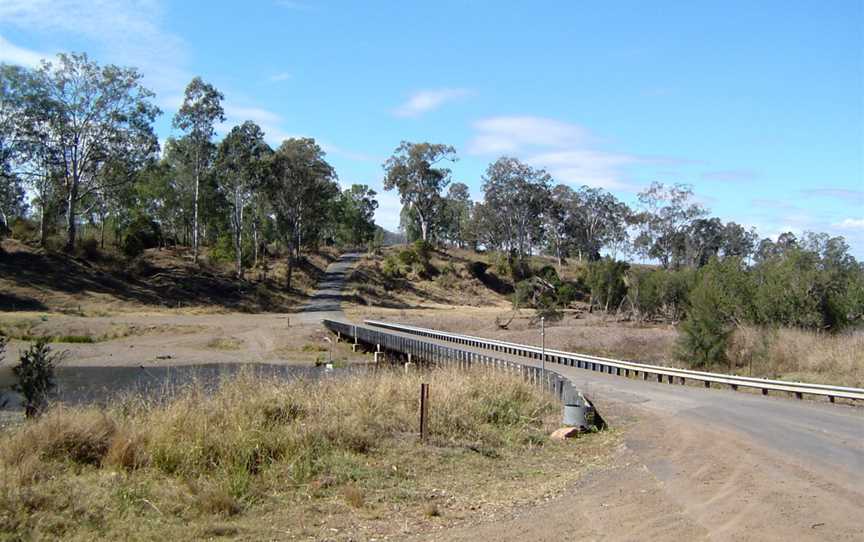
0, 54, 379, 286
2, 53, 862, 370
381, 141, 864, 368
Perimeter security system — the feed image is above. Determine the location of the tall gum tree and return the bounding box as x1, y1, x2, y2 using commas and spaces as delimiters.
215, 121, 270, 278
173, 77, 224, 264
383, 141, 456, 243
266, 138, 339, 290
6, 54, 160, 251
481, 157, 551, 261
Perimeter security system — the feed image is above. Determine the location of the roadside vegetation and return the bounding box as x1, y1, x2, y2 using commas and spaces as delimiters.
0, 368, 609, 540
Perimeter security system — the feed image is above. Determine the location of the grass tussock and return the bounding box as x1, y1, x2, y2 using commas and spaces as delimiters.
727, 326, 864, 386
0, 367, 591, 540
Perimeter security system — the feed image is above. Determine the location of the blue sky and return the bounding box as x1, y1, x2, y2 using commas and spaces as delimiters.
2, 0, 862, 256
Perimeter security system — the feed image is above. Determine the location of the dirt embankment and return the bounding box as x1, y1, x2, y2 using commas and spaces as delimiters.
0, 239, 335, 315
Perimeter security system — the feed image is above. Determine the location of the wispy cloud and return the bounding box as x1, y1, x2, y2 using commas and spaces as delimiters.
468, 115, 650, 190
269, 72, 291, 82
0, 34, 48, 67
468, 116, 593, 154
0, 0, 189, 107
393, 88, 471, 118
835, 218, 864, 230
701, 169, 758, 182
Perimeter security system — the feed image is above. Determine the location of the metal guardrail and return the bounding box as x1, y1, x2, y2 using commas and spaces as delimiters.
322, 319, 579, 405
362, 320, 864, 403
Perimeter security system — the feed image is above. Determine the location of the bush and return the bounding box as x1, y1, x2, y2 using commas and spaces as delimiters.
121, 215, 161, 259
381, 254, 403, 279
12, 338, 65, 418
677, 257, 750, 368
677, 282, 731, 368
586, 258, 629, 312
9, 217, 38, 242
78, 238, 101, 261
466, 261, 489, 280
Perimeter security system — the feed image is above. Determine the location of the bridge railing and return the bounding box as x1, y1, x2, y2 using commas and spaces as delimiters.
361, 320, 864, 403
322, 319, 582, 406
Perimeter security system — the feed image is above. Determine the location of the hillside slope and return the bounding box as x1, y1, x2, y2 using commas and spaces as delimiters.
0, 239, 332, 315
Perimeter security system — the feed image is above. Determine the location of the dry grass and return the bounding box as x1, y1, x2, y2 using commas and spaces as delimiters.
727, 327, 864, 386
0, 367, 610, 540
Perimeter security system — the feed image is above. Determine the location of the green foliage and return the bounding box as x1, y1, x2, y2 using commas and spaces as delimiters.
381, 254, 403, 279
208, 233, 237, 264
9, 217, 37, 241
626, 268, 694, 322
586, 258, 630, 311
678, 273, 733, 368
12, 338, 65, 418
512, 266, 576, 321
121, 214, 161, 259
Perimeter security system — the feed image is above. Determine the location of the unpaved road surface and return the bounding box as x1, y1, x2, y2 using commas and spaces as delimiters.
371, 325, 864, 541
1, 254, 361, 368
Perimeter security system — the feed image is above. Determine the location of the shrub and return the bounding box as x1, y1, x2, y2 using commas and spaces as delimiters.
466, 261, 489, 280
12, 338, 65, 418
121, 215, 161, 259
381, 254, 403, 278
78, 238, 101, 261
677, 257, 750, 368
9, 217, 38, 242
397, 247, 418, 266
586, 258, 629, 312
677, 282, 731, 368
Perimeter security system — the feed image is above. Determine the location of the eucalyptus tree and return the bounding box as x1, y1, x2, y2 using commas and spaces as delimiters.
215, 121, 270, 278
335, 184, 378, 247
633, 182, 706, 268
383, 141, 456, 243
1, 63, 60, 244
0, 64, 28, 233
481, 157, 552, 261
441, 182, 473, 248
266, 138, 339, 289
17, 54, 161, 251
173, 77, 224, 263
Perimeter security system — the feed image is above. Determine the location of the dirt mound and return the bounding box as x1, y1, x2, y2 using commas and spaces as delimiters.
0, 239, 325, 314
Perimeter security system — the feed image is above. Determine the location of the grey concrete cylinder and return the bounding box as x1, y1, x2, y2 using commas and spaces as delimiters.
563, 403, 589, 428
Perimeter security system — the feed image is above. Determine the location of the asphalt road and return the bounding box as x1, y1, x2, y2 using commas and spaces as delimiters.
353, 321, 864, 539
292, 252, 360, 323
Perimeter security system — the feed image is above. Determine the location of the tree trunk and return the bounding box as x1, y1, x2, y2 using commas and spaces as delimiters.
286, 253, 294, 290
64, 181, 78, 252
99, 211, 106, 249
252, 220, 259, 269
193, 147, 200, 264
39, 202, 46, 247
234, 188, 243, 279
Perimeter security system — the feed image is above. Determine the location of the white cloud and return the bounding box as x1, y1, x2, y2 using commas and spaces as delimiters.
0, 35, 48, 67
393, 88, 470, 118
0, 0, 188, 101
468, 116, 592, 154
269, 72, 291, 82
526, 150, 638, 190
468, 115, 641, 190
835, 218, 864, 230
